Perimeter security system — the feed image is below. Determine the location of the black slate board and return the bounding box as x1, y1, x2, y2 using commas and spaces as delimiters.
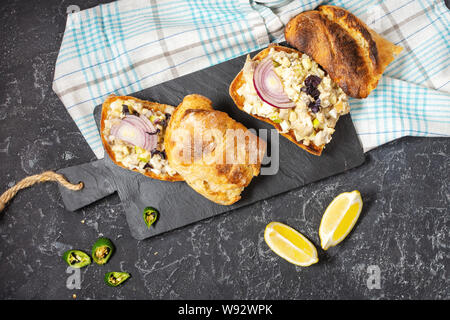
57, 46, 365, 240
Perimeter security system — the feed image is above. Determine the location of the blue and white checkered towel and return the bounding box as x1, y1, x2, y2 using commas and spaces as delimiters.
53, 0, 450, 158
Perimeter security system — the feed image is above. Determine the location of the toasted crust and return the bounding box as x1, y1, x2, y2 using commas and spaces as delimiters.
285, 5, 402, 98
229, 45, 324, 156
100, 94, 183, 182
165, 94, 266, 205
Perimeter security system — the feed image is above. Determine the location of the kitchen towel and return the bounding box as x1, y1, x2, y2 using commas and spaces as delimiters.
53, 0, 450, 158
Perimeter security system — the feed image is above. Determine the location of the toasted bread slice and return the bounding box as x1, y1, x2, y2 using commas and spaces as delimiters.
285, 5, 402, 98
100, 94, 183, 181
229, 45, 323, 156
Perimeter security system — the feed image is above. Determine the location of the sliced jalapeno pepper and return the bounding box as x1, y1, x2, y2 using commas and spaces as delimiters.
91, 237, 115, 265
143, 207, 158, 228
104, 272, 130, 287
63, 250, 91, 268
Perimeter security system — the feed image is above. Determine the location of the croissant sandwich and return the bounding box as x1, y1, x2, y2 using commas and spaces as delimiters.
165, 94, 266, 205
230, 45, 350, 156
285, 5, 403, 98
100, 94, 183, 181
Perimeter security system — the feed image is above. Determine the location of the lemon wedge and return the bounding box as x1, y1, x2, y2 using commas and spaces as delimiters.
264, 222, 318, 267
319, 190, 363, 250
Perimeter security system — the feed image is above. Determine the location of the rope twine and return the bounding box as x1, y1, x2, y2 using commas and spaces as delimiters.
0, 171, 83, 212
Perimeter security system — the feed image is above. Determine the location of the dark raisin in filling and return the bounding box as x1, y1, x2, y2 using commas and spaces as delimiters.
151, 149, 166, 159
303, 75, 322, 113
147, 128, 160, 135
308, 98, 321, 113
122, 104, 129, 114
154, 118, 166, 127
143, 163, 153, 169
305, 75, 321, 88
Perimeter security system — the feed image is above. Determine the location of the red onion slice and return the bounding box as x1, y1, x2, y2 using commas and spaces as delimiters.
110, 122, 156, 152
110, 122, 120, 137
122, 115, 153, 133
143, 132, 157, 151
253, 58, 295, 109
139, 115, 157, 133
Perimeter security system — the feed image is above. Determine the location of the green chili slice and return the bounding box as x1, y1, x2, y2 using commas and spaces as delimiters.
104, 272, 130, 287
91, 237, 115, 265
63, 250, 91, 268
143, 207, 158, 228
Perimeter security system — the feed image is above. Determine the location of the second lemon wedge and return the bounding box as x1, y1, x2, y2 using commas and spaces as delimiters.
319, 190, 363, 250
264, 222, 318, 267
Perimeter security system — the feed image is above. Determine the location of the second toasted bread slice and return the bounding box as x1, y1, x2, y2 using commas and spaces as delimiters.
285, 5, 402, 98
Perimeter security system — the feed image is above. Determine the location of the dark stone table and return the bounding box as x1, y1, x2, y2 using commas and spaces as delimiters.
0, 0, 448, 300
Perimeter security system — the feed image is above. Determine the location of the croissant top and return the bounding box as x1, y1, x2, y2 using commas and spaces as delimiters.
164, 94, 266, 205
